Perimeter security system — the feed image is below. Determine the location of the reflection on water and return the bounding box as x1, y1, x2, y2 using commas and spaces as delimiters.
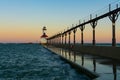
81, 54, 84, 66
93, 58, 96, 72
47, 46, 120, 80
113, 64, 117, 80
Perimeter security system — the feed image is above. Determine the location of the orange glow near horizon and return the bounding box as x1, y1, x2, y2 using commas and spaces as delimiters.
0, 22, 120, 43
0, 24, 62, 43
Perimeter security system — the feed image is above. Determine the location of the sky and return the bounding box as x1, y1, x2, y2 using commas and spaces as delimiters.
0, 0, 120, 43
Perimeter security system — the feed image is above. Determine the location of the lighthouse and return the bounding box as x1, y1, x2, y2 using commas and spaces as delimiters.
40, 26, 48, 44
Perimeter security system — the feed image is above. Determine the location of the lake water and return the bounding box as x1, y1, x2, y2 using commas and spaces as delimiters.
0, 43, 90, 80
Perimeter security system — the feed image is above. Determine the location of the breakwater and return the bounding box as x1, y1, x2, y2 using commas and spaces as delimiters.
51, 44, 120, 61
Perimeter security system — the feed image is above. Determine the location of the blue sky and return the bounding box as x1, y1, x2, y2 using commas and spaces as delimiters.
0, 0, 117, 26
0, 0, 117, 22
0, 0, 120, 43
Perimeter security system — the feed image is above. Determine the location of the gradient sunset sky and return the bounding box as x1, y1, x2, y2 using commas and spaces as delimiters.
0, 0, 120, 43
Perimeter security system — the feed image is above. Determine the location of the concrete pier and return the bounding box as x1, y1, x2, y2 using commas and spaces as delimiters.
52, 44, 120, 60
46, 45, 120, 80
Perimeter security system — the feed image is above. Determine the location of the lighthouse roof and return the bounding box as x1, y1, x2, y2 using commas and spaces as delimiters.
41, 33, 48, 38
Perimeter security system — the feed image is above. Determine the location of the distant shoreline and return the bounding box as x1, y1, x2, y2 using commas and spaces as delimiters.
0, 43, 120, 47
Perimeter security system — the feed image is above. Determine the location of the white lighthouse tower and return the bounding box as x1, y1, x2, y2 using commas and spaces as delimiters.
40, 26, 48, 44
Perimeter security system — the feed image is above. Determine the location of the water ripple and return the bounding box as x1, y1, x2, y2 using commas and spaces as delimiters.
0, 43, 90, 80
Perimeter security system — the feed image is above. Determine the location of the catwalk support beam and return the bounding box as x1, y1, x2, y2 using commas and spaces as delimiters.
90, 14, 98, 46
62, 34, 64, 45
65, 33, 67, 45
47, 3, 120, 47
79, 21, 85, 45
59, 34, 62, 45
68, 31, 71, 47
73, 29, 77, 46
109, 4, 120, 47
